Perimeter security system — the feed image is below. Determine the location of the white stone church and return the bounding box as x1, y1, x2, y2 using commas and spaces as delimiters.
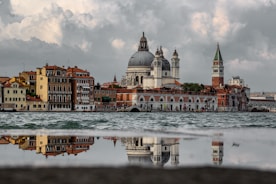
121, 32, 180, 89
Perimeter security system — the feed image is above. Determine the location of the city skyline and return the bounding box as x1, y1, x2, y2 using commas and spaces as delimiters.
0, 0, 276, 92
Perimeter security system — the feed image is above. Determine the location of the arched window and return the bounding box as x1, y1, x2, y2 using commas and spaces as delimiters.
135, 76, 139, 84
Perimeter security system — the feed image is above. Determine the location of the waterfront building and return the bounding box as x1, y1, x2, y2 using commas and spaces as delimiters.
36, 64, 72, 111
0, 83, 2, 105
67, 66, 95, 111
94, 83, 117, 111
121, 33, 180, 89
211, 44, 249, 112
116, 88, 217, 112
19, 71, 36, 95
0, 77, 10, 109
101, 75, 120, 88
26, 95, 48, 111
3, 80, 27, 111
228, 76, 246, 87
249, 95, 276, 112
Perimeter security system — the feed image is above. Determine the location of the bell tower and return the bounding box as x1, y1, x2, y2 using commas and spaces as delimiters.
171, 49, 180, 80
212, 43, 224, 88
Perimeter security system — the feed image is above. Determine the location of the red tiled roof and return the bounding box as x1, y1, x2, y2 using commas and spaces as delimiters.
45, 65, 66, 71
22, 71, 36, 75
26, 95, 42, 101
0, 77, 10, 83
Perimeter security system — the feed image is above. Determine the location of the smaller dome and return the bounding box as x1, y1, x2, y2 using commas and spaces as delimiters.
173, 49, 178, 57
162, 59, 170, 71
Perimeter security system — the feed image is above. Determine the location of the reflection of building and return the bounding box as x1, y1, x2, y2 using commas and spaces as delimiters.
36, 135, 70, 156
67, 136, 94, 156
36, 135, 94, 157
19, 136, 36, 151
1, 134, 94, 157
212, 140, 224, 165
121, 137, 179, 167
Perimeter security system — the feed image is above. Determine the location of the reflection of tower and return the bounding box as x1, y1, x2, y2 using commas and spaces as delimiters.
170, 139, 179, 166
212, 140, 224, 165
122, 137, 179, 167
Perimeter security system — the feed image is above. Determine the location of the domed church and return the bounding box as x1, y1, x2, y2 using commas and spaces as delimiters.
121, 32, 180, 89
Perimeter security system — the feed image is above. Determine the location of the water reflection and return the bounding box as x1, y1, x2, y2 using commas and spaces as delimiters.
0, 133, 218, 167
1, 135, 94, 158
121, 137, 179, 167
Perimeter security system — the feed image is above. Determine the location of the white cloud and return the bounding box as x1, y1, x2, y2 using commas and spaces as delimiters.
111, 38, 125, 49
191, 12, 211, 38
0, 3, 63, 45
77, 40, 92, 52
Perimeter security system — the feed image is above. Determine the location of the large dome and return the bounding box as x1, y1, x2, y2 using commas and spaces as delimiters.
128, 51, 154, 67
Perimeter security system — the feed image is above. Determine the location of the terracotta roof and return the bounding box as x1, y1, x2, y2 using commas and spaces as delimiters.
45, 65, 66, 71
67, 66, 88, 73
174, 80, 182, 86
26, 95, 42, 101
0, 77, 10, 83
4, 81, 25, 88
22, 71, 36, 75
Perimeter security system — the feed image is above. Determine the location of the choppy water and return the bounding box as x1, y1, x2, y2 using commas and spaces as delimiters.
0, 112, 275, 131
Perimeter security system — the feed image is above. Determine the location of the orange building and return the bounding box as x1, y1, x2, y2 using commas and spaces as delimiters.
67, 66, 95, 111
36, 64, 72, 111
94, 83, 117, 111
19, 71, 36, 95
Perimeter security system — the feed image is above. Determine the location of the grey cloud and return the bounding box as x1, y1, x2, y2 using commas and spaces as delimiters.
0, 1, 276, 91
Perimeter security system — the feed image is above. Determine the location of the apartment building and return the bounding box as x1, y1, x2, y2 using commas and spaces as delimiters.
94, 83, 117, 111
67, 66, 95, 111
36, 64, 72, 111
26, 95, 48, 111
3, 80, 27, 111
19, 71, 36, 95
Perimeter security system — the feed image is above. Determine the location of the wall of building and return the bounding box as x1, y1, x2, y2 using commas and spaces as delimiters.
3, 83, 27, 111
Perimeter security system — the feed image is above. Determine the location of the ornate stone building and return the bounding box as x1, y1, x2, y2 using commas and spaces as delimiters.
121, 33, 180, 89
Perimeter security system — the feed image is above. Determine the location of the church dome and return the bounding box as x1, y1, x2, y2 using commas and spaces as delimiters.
128, 51, 154, 67
162, 58, 170, 71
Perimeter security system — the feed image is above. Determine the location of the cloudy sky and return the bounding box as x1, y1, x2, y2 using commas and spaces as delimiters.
0, 0, 275, 92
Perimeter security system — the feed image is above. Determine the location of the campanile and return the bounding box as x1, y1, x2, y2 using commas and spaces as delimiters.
212, 43, 224, 88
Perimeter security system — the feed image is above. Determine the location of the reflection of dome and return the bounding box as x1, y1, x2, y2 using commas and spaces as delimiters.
128, 51, 154, 67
